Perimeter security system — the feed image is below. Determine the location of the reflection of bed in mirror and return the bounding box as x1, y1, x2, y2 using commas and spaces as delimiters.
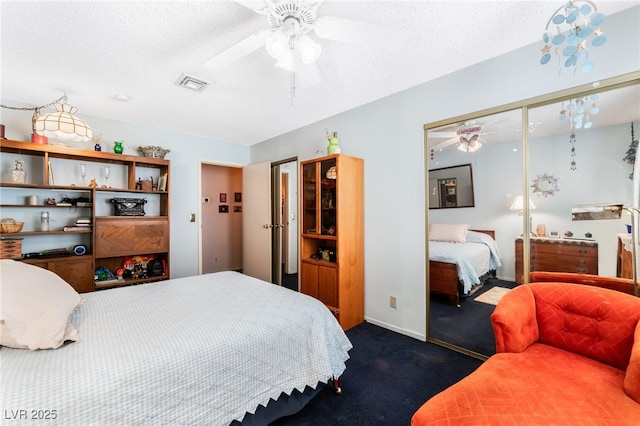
428, 227, 502, 307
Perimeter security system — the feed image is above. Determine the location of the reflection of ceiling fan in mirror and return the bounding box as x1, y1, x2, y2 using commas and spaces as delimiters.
429, 121, 506, 153
202, 0, 406, 87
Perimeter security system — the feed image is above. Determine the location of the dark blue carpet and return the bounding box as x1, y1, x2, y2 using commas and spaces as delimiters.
430, 278, 516, 356
271, 322, 484, 425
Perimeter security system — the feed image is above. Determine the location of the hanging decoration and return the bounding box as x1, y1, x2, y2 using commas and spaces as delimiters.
559, 94, 599, 129
559, 94, 599, 171
624, 122, 638, 180
569, 132, 577, 170
540, 0, 607, 74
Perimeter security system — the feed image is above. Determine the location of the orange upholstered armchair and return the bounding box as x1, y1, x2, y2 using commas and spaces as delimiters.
412, 282, 640, 425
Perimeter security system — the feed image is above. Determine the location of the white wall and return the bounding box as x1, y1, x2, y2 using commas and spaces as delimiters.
250, 8, 640, 340
0, 106, 250, 279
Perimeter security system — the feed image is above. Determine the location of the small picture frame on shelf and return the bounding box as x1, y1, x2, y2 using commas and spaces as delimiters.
219, 193, 227, 203
157, 173, 167, 191
549, 230, 560, 238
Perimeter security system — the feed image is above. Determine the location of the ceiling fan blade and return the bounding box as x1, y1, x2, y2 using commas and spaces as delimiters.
202, 29, 271, 71
429, 136, 459, 150
314, 16, 406, 49
428, 131, 457, 139
232, 0, 269, 14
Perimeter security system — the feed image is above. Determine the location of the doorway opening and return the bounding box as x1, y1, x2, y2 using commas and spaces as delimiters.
200, 159, 298, 288
271, 159, 298, 289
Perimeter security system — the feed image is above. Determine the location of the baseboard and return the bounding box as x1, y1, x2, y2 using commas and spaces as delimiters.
363, 316, 426, 341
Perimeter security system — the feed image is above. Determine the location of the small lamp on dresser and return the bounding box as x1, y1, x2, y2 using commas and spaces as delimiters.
510, 195, 536, 237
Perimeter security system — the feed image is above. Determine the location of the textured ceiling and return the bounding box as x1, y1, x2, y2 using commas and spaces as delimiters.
1, 1, 637, 146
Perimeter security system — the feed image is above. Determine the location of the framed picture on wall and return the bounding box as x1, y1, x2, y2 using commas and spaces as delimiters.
219, 205, 229, 213
234, 192, 242, 202
219, 193, 227, 203
234, 206, 242, 213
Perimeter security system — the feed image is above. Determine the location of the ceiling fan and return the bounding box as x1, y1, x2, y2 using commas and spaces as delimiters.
202, 0, 406, 87
429, 120, 516, 153
429, 123, 489, 153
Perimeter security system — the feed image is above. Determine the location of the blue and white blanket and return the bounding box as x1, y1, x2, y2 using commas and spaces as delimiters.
429, 230, 502, 295
1, 271, 352, 425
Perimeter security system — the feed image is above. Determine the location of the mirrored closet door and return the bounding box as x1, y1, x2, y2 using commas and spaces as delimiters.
425, 72, 640, 359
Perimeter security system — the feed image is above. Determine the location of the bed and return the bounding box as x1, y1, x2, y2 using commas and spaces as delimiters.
0, 260, 352, 425
428, 225, 502, 307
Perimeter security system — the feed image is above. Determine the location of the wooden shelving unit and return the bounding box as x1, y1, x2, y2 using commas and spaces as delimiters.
299, 154, 364, 330
0, 139, 170, 292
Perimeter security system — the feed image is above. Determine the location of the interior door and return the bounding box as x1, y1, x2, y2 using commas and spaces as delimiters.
242, 162, 272, 282
271, 164, 283, 285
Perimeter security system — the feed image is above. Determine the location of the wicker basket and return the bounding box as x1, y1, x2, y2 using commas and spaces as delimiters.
138, 145, 170, 159
0, 218, 24, 233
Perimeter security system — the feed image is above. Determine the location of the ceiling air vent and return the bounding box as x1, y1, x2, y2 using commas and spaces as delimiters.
175, 74, 209, 92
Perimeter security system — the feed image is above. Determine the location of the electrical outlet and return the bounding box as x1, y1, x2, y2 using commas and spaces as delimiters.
390, 296, 397, 309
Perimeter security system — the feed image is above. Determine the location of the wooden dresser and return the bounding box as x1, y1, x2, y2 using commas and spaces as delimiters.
515, 237, 598, 284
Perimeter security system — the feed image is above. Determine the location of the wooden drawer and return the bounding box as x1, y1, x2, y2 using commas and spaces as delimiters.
0, 238, 22, 259
95, 216, 169, 258
529, 242, 597, 258
515, 238, 598, 284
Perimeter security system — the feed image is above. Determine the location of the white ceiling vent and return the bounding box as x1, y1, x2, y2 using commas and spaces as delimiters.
175, 74, 209, 92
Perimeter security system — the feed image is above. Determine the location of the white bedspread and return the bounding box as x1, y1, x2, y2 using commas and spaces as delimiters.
429, 231, 502, 294
0, 271, 352, 425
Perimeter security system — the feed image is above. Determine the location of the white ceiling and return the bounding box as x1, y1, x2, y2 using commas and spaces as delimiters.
1, 1, 637, 146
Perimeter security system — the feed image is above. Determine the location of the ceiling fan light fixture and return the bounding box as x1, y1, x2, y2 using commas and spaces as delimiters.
457, 140, 482, 152
297, 35, 321, 64
266, 30, 289, 60
457, 134, 483, 152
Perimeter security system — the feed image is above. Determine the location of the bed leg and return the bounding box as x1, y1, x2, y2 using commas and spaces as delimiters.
448, 295, 461, 308
331, 376, 342, 395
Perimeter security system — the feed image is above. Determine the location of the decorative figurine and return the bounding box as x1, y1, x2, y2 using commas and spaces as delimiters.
92, 133, 103, 151
10, 160, 26, 184
326, 130, 341, 155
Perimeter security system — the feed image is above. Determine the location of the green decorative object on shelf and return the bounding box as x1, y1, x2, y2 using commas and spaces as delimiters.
326, 130, 341, 155
113, 141, 124, 154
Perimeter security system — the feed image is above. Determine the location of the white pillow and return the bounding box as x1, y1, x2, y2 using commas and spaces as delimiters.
429, 223, 470, 243
0, 259, 83, 350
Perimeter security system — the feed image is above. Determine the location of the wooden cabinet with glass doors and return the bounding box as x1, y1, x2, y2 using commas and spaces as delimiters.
299, 154, 364, 330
